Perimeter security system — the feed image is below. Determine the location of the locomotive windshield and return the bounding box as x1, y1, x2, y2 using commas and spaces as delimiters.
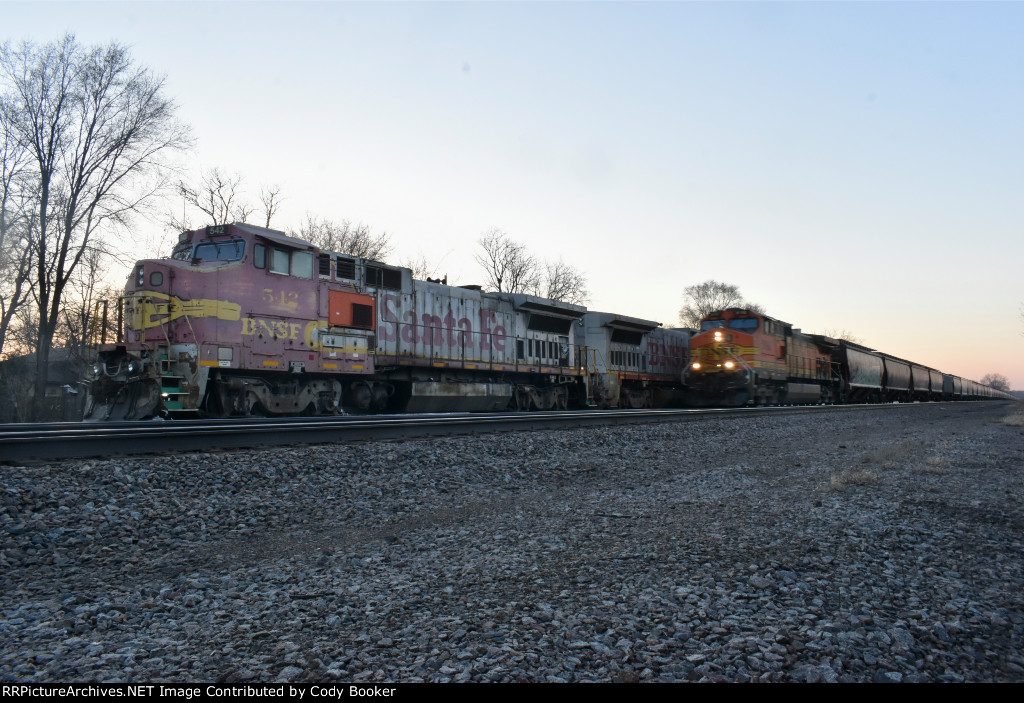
728, 318, 759, 331
170, 239, 246, 263
700, 320, 726, 331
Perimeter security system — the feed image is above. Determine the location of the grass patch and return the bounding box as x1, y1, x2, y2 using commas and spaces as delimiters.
913, 455, 952, 475
860, 440, 956, 476
860, 441, 920, 470
828, 468, 879, 491
1003, 411, 1024, 427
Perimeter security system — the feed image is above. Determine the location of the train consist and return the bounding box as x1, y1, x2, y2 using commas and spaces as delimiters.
85, 224, 689, 420
84, 223, 1007, 420
685, 307, 1012, 406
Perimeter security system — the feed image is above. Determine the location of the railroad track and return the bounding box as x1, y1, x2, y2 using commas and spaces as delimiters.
0, 402, 960, 463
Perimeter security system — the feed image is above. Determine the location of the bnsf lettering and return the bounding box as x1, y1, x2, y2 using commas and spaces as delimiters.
241, 317, 301, 341
649, 341, 686, 366
379, 293, 506, 350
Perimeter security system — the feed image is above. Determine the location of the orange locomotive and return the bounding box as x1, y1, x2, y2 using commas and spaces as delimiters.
684, 308, 836, 407
684, 307, 1011, 406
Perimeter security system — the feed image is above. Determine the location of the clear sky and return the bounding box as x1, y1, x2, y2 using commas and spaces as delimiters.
6, 1, 1023, 388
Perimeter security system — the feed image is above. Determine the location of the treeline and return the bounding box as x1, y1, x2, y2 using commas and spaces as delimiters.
0, 34, 591, 421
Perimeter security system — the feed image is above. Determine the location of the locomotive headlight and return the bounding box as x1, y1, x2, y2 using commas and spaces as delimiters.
714, 331, 723, 341
724, 361, 735, 369
691, 362, 701, 370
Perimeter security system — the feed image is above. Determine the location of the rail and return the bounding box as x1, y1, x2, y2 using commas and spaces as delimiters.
0, 402, 970, 463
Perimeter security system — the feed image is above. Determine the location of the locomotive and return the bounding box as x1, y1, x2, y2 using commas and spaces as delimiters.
684, 307, 1011, 406
84, 223, 690, 420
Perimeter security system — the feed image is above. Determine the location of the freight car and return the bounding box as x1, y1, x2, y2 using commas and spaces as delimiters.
684, 307, 1011, 406
85, 224, 691, 420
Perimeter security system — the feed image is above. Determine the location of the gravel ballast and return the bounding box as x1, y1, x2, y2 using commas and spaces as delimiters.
2, 402, 1023, 682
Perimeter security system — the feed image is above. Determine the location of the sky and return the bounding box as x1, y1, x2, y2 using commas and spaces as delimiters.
5, 1, 1023, 388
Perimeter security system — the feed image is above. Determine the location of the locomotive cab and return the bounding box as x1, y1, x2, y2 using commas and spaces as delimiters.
685, 309, 762, 406
86, 224, 381, 419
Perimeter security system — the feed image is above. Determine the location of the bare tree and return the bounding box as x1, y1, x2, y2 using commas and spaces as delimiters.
0, 97, 34, 359
678, 279, 763, 328
1, 34, 190, 414
980, 373, 1010, 392
294, 214, 391, 261
5, 300, 38, 357
401, 252, 442, 282
540, 258, 589, 305
259, 184, 282, 229
821, 328, 864, 344
0, 230, 31, 359
168, 170, 284, 234
474, 228, 540, 295
55, 243, 118, 354
170, 167, 250, 230
474, 229, 588, 304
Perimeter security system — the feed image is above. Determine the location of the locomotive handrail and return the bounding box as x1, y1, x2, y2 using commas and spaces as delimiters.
724, 346, 753, 373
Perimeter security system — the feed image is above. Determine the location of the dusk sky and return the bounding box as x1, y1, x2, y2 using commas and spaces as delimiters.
6, 1, 1023, 388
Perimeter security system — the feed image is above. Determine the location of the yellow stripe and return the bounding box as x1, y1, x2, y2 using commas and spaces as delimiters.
433, 361, 445, 367
323, 363, 338, 369
324, 344, 365, 354
262, 360, 279, 367
351, 364, 364, 370
200, 360, 219, 367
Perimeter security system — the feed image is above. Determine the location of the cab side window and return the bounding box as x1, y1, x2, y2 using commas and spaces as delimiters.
270, 248, 289, 275
292, 252, 314, 279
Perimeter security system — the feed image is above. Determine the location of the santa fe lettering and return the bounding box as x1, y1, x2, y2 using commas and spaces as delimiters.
379, 292, 507, 351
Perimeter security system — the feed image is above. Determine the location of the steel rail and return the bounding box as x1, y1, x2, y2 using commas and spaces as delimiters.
0, 402, 960, 463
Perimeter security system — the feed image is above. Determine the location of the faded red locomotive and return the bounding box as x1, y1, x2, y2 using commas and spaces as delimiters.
85, 224, 690, 420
